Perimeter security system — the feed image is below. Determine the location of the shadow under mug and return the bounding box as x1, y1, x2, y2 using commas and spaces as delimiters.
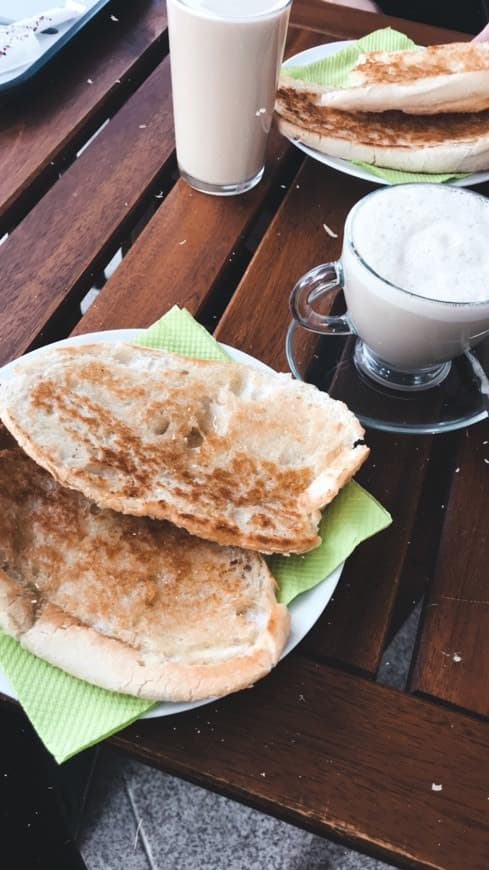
290, 204, 489, 393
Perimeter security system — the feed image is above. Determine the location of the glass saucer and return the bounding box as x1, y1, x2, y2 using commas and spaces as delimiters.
285, 320, 489, 434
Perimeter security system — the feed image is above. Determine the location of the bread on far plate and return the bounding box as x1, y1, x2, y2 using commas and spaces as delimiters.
275, 83, 489, 172
297, 42, 489, 115
0, 343, 369, 554
0, 449, 290, 702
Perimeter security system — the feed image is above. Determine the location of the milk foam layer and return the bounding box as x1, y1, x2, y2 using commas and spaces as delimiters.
352, 186, 489, 303
181, 0, 288, 17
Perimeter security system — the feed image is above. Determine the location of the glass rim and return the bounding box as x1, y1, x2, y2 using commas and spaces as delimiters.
171, 0, 292, 21
346, 183, 489, 309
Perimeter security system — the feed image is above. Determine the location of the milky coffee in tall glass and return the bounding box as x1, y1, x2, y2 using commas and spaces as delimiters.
167, 0, 291, 195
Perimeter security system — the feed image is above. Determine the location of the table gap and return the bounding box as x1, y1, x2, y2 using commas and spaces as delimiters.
412, 687, 489, 724
80, 168, 180, 314
23, 161, 178, 352
376, 599, 423, 691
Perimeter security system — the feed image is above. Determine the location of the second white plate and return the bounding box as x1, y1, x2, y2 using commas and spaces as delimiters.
281, 41, 489, 188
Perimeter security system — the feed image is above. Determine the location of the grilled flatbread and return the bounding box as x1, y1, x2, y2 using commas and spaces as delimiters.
282, 42, 489, 116
0, 343, 368, 554
0, 449, 289, 702
275, 83, 489, 172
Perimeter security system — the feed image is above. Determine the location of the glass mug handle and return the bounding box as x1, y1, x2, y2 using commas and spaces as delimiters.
290, 262, 352, 335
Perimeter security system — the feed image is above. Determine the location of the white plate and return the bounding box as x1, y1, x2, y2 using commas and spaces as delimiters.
0, 329, 343, 719
282, 41, 489, 188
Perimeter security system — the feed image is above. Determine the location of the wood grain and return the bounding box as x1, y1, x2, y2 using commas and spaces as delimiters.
0, 58, 175, 367
411, 418, 489, 717
290, 0, 468, 45
0, 0, 167, 230
112, 655, 489, 870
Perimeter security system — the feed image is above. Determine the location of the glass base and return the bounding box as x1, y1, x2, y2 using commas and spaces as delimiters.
285, 321, 489, 434
353, 341, 452, 392
179, 166, 264, 196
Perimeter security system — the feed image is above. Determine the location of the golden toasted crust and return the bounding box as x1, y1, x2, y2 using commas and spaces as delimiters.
0, 343, 368, 554
352, 43, 489, 85
275, 84, 489, 172
282, 43, 489, 115
0, 449, 290, 701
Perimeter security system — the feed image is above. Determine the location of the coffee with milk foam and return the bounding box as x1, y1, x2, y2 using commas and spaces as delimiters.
341, 185, 489, 369
352, 185, 489, 303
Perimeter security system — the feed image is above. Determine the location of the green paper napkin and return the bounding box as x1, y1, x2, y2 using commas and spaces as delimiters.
0, 306, 390, 763
268, 480, 390, 605
283, 28, 468, 185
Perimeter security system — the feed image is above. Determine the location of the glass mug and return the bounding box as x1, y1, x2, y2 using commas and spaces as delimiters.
290, 185, 489, 391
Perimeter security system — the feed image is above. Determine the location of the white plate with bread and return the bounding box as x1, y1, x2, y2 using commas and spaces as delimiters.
0, 330, 346, 720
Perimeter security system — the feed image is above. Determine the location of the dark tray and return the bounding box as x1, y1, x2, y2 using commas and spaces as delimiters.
0, 0, 113, 93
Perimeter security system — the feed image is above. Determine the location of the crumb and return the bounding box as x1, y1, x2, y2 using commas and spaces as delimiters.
432, 783, 443, 792
87, 78, 93, 84
323, 222, 339, 238
452, 653, 462, 663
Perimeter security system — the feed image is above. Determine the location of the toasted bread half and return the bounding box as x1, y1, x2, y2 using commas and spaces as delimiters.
283, 42, 489, 115
0, 449, 289, 701
0, 343, 368, 554
275, 82, 489, 172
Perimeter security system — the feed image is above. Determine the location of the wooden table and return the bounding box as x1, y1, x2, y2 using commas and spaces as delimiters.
0, 3, 488, 868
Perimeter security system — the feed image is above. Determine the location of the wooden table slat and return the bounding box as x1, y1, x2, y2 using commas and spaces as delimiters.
411, 418, 489, 717
0, 0, 167, 231
113, 655, 489, 870
0, 57, 176, 367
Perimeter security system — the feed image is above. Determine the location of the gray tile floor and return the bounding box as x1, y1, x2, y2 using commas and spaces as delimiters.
76, 605, 422, 870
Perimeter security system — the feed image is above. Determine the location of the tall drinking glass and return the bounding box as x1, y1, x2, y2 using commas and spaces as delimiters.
167, 0, 292, 195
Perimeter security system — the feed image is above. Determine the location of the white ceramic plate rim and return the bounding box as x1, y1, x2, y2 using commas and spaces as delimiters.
0, 329, 343, 719
282, 41, 489, 188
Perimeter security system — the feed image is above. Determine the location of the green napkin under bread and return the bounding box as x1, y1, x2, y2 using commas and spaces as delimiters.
0, 306, 391, 763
